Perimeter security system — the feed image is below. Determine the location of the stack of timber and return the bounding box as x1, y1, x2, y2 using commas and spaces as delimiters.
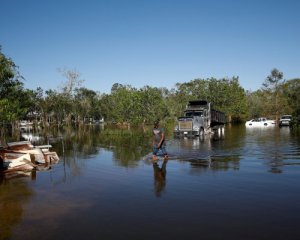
0, 141, 59, 174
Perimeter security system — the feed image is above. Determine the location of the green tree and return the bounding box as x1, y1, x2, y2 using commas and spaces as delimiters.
262, 68, 285, 120
98, 93, 113, 122
74, 87, 101, 123
98, 84, 169, 125
172, 77, 247, 122
245, 90, 265, 118
139, 86, 169, 124
282, 78, 300, 117
55, 68, 85, 125
0, 46, 29, 127
222, 77, 247, 122
43, 89, 72, 125
109, 85, 139, 124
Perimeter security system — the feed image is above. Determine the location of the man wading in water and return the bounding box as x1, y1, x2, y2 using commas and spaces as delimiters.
152, 119, 168, 161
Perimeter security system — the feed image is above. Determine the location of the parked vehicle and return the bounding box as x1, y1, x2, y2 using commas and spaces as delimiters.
279, 115, 292, 127
174, 100, 226, 137
245, 117, 276, 127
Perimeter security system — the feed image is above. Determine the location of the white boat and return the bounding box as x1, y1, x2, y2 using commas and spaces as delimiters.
245, 117, 276, 127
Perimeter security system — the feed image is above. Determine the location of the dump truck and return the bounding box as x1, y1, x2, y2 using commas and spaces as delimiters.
174, 100, 226, 137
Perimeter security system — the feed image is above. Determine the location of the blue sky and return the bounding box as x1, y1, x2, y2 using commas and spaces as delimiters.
1, 0, 299, 94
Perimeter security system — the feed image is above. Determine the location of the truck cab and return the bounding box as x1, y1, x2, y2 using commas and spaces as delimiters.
174, 100, 225, 137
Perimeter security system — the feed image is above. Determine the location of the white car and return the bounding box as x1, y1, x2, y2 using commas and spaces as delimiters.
279, 115, 292, 127
245, 117, 276, 127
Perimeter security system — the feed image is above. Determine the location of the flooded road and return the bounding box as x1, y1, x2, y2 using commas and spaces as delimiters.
1, 124, 300, 240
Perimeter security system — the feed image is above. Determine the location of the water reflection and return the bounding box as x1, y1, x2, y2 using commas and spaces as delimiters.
153, 159, 168, 197
168, 130, 241, 172
2, 124, 299, 182
1, 170, 37, 183
1, 124, 300, 240
20, 126, 44, 143
57, 125, 151, 167
187, 155, 240, 171
0, 179, 34, 240
245, 125, 300, 173
1, 125, 151, 185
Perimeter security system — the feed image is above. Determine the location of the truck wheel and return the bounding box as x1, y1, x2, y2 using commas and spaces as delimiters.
199, 128, 204, 137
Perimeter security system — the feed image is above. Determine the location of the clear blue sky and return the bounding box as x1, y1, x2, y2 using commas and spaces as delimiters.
1, 0, 299, 93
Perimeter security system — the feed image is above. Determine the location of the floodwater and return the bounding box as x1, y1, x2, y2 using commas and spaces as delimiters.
1, 124, 300, 240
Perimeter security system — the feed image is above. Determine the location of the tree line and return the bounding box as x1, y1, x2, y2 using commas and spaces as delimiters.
1, 47, 299, 129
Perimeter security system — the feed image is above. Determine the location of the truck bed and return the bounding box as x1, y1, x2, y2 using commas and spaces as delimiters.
211, 109, 226, 126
